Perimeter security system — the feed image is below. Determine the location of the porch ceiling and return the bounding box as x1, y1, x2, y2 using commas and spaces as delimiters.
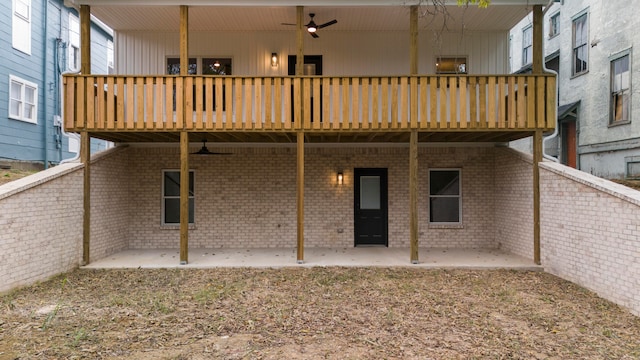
89, 130, 534, 144
84, 4, 537, 32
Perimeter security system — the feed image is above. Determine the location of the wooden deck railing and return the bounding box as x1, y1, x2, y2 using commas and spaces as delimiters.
63, 75, 556, 132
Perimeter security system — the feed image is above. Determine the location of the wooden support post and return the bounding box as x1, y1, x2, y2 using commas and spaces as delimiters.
409, 130, 419, 263
81, 132, 90, 265
532, 5, 543, 74
80, 5, 91, 74
180, 131, 189, 264
409, 6, 418, 75
533, 129, 542, 265
180, 6, 189, 76
296, 132, 305, 263
296, 6, 304, 76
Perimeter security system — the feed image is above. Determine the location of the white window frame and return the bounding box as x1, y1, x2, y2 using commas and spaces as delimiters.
572, 11, 589, 76
428, 168, 462, 225
549, 12, 560, 38
12, 0, 31, 54
522, 26, 533, 66
8, 75, 38, 124
162, 170, 195, 225
68, 13, 80, 71
610, 50, 632, 125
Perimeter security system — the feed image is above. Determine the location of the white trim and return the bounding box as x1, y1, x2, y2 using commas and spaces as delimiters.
8, 75, 38, 124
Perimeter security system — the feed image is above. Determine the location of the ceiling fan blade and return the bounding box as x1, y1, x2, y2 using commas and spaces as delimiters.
317, 19, 337, 29
310, 32, 319, 38
281, 22, 296, 26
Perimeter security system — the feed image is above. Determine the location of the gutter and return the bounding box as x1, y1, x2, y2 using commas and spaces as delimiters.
541, 0, 559, 162
59, 70, 82, 164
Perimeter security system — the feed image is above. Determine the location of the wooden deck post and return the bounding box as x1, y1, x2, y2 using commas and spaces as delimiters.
180, 131, 189, 264
409, 6, 418, 75
179, 6, 190, 264
296, 6, 304, 76
81, 132, 90, 265
533, 130, 542, 265
409, 130, 419, 264
532, 5, 543, 265
80, 5, 91, 265
296, 132, 305, 263
532, 5, 543, 74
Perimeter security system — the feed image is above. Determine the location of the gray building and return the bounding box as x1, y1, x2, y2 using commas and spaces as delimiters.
510, 0, 639, 179
1, 0, 112, 169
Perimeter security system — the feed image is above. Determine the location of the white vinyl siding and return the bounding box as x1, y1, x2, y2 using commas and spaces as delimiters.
12, 0, 31, 54
8, 75, 38, 124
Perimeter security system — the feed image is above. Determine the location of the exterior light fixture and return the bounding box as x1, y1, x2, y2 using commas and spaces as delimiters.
271, 52, 279, 67
337, 172, 344, 185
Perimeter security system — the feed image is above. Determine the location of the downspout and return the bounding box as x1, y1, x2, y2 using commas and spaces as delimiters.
42, 0, 49, 169
541, 0, 560, 162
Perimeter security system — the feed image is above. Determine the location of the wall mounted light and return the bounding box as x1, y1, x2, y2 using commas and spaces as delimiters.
271, 52, 279, 67
337, 172, 344, 185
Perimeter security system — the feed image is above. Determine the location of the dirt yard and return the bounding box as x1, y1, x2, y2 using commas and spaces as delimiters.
1, 268, 638, 359
0, 169, 37, 186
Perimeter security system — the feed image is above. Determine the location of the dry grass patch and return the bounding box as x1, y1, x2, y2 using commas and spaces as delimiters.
0, 169, 37, 185
1, 268, 638, 359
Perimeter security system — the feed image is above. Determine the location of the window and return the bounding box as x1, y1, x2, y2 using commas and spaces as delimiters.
435, 57, 467, 74
549, 12, 560, 38
12, 0, 31, 54
572, 13, 588, 76
166, 57, 232, 75
429, 169, 461, 224
163, 170, 195, 225
9, 75, 38, 124
107, 40, 114, 74
68, 14, 80, 71
610, 53, 631, 124
522, 26, 533, 66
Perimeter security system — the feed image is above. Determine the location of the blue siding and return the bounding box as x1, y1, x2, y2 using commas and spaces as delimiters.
0, 0, 112, 166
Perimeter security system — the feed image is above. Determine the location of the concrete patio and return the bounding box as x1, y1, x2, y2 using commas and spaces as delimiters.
82, 247, 541, 270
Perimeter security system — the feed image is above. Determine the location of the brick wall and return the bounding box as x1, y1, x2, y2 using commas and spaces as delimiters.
540, 162, 640, 316
127, 145, 498, 249
0, 164, 83, 293
494, 148, 534, 259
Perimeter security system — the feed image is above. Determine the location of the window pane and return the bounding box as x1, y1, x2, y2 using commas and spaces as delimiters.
24, 86, 35, 103
10, 81, 21, 99
430, 171, 460, 196
164, 172, 181, 196
430, 197, 460, 223
166, 58, 197, 75
163, 198, 194, 224
203, 58, 232, 75
9, 99, 21, 117
24, 104, 35, 120
360, 176, 381, 210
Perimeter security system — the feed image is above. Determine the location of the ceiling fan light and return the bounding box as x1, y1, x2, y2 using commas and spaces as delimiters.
307, 25, 317, 33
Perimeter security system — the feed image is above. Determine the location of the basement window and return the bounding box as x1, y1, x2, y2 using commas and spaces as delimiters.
429, 169, 461, 224
162, 170, 195, 225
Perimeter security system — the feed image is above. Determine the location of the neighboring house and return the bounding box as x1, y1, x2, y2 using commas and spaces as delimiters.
61, 0, 554, 265
510, 0, 640, 179
0, 0, 113, 169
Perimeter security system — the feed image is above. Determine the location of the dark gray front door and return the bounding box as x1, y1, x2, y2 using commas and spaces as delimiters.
354, 168, 388, 246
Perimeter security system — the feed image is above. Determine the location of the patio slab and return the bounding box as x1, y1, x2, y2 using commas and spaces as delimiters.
83, 247, 541, 270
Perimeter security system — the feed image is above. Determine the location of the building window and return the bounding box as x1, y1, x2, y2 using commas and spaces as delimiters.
429, 169, 461, 224
610, 53, 631, 125
12, 0, 31, 54
166, 57, 232, 75
549, 12, 560, 38
435, 57, 467, 74
522, 26, 533, 66
572, 13, 588, 76
107, 39, 114, 74
68, 13, 80, 71
9, 75, 38, 124
163, 170, 195, 225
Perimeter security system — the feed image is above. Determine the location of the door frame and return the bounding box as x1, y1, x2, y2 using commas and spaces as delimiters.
353, 168, 388, 247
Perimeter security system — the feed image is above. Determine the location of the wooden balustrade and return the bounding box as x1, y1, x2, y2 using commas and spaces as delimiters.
63, 74, 556, 133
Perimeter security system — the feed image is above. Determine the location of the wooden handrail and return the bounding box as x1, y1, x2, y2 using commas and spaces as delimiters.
63, 74, 556, 132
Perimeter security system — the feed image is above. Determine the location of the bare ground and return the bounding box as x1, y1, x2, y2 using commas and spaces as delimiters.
0, 268, 639, 359
0, 169, 37, 186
